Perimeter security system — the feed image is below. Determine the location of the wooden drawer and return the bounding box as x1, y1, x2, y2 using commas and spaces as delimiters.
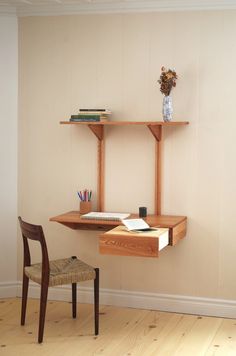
99, 226, 169, 258
170, 220, 187, 246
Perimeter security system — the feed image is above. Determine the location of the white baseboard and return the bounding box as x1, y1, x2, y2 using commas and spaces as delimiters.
1, 281, 235, 319
0, 281, 18, 298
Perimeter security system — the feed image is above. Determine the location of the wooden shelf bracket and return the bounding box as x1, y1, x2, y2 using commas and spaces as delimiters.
147, 125, 162, 142
88, 124, 103, 140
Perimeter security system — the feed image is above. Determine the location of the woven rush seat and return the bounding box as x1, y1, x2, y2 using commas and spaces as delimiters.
25, 257, 96, 287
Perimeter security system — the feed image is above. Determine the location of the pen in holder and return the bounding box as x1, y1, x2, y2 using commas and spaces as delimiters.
78, 189, 92, 214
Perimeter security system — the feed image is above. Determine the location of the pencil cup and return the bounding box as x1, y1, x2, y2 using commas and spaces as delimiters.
80, 201, 92, 214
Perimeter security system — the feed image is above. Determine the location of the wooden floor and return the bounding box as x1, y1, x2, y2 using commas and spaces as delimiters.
0, 298, 236, 356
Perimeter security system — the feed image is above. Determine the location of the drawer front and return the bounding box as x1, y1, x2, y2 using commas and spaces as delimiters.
99, 234, 159, 257
99, 227, 169, 257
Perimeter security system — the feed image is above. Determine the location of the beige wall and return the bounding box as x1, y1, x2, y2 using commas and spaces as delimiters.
0, 15, 17, 286
18, 11, 236, 301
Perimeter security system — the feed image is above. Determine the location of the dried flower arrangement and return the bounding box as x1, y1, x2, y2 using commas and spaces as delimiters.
158, 66, 178, 96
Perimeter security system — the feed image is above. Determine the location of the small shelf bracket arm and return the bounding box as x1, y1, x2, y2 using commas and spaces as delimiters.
88, 124, 104, 141
147, 125, 162, 142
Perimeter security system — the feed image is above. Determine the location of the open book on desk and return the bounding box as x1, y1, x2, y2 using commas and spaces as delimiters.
122, 218, 159, 232
81, 212, 130, 221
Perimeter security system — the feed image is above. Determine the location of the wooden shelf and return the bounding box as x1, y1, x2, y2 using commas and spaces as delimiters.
60, 121, 189, 126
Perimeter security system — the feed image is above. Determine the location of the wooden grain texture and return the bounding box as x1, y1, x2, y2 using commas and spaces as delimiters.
86, 124, 105, 212
99, 226, 169, 257
97, 137, 105, 212
171, 220, 187, 246
100, 234, 159, 257
50, 212, 187, 244
50, 211, 186, 228
87, 124, 103, 140
79, 201, 92, 215
147, 124, 162, 141
0, 298, 235, 356
155, 137, 162, 215
147, 125, 162, 214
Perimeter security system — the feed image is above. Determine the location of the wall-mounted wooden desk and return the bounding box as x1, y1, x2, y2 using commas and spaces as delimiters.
50, 211, 187, 248
51, 120, 188, 257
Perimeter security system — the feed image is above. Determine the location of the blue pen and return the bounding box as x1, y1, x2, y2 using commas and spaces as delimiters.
79, 191, 83, 201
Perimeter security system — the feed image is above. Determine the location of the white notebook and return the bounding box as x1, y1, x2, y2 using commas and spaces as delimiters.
122, 218, 158, 232
81, 212, 130, 221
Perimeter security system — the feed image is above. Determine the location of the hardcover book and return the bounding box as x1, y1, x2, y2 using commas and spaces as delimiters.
70, 115, 100, 121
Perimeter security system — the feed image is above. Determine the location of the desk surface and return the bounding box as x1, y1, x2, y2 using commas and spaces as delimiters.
50, 211, 186, 227
50, 211, 187, 246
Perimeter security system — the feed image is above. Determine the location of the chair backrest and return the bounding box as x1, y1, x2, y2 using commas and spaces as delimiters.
18, 217, 50, 281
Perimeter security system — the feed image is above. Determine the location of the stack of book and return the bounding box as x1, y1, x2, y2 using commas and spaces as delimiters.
70, 109, 112, 122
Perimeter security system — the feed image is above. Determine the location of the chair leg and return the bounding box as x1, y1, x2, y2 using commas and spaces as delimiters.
94, 268, 99, 335
72, 283, 77, 318
38, 281, 49, 343
21, 273, 29, 325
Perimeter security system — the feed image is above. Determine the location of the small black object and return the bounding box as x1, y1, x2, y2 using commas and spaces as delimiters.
139, 207, 147, 218
71, 256, 77, 259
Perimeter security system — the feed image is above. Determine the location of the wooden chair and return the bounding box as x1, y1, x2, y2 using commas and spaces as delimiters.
18, 216, 99, 343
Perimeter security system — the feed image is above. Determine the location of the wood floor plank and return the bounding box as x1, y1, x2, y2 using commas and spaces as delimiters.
122, 313, 198, 356
69, 306, 149, 355
0, 298, 236, 356
205, 318, 236, 356
172, 316, 223, 356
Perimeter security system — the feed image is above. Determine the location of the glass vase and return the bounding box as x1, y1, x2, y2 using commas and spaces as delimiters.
162, 95, 173, 122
